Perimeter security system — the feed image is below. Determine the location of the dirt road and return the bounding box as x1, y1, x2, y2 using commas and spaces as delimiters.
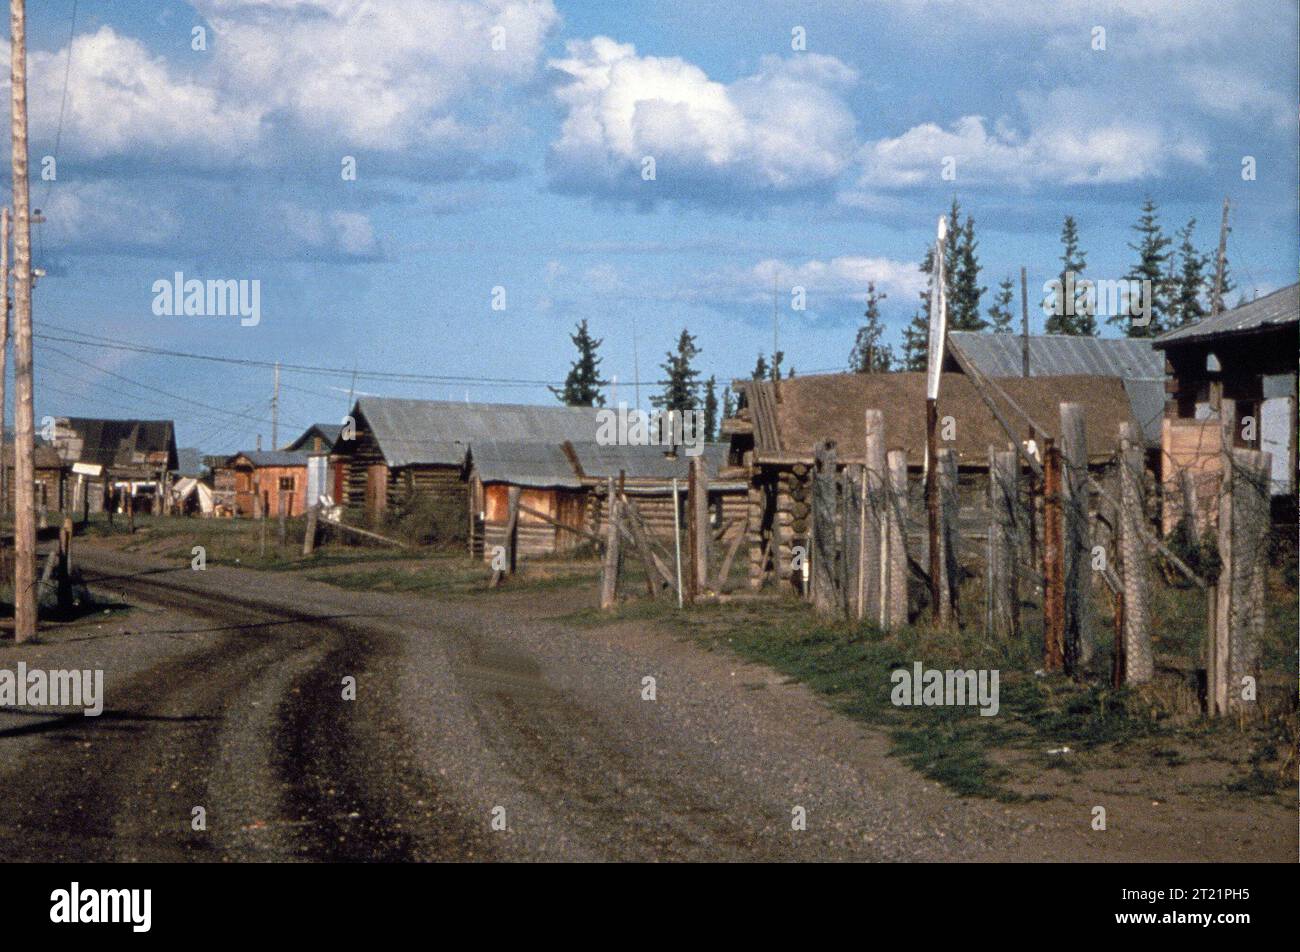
0, 547, 1286, 861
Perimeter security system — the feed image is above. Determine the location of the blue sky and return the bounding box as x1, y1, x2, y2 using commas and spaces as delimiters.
5, 0, 1297, 452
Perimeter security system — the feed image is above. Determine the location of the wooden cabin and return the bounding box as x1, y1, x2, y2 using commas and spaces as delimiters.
332, 397, 603, 527
48, 417, 178, 514
726, 372, 1140, 592
223, 450, 310, 517
1153, 284, 1298, 533
1, 443, 67, 512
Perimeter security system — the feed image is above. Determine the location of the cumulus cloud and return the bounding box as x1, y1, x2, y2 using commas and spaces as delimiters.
859, 95, 1207, 189
547, 37, 859, 200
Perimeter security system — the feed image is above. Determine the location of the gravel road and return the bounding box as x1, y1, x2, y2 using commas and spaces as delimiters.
0, 545, 1262, 862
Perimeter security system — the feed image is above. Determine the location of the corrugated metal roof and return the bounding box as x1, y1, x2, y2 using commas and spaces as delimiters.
1154, 283, 1299, 346
571, 441, 732, 481
357, 397, 604, 467
470, 440, 582, 488
947, 331, 1164, 379
287, 423, 343, 451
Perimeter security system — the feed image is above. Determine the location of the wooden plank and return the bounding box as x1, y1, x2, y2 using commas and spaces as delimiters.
688, 455, 709, 598
600, 478, 621, 610
1043, 438, 1064, 672
937, 447, 959, 627
884, 450, 909, 630
1059, 402, 1089, 673
863, 409, 885, 625
1118, 421, 1152, 683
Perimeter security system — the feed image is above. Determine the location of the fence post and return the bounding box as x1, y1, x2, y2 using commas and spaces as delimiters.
884, 450, 909, 630
811, 440, 839, 617
1059, 402, 1089, 674
1118, 421, 1152, 683
936, 447, 958, 627
302, 503, 319, 556
987, 446, 1018, 640
687, 455, 709, 598
1223, 448, 1270, 715
863, 410, 885, 625
600, 479, 621, 610
1043, 437, 1064, 671
842, 464, 863, 620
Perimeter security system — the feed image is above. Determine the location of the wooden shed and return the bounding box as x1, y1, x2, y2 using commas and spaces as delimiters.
223, 450, 310, 517
332, 397, 604, 527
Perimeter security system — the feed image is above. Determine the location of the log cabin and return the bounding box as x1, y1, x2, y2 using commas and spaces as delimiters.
1152, 284, 1298, 534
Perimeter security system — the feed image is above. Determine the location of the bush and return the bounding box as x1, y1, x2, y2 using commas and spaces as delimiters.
383, 490, 467, 549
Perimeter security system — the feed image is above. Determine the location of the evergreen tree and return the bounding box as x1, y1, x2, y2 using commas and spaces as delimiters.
901, 310, 929, 371
849, 281, 894, 372
950, 212, 987, 330
550, 319, 607, 406
771, 350, 785, 380
703, 376, 719, 442
652, 328, 702, 415
751, 352, 769, 380
1047, 216, 1094, 335
721, 385, 734, 422
1118, 197, 1173, 337
987, 276, 1015, 333
1170, 218, 1208, 328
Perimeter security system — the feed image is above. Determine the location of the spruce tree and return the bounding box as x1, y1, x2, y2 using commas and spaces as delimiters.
849, 281, 893, 372
721, 385, 734, 422
950, 213, 987, 330
1170, 218, 1208, 328
751, 352, 769, 380
987, 276, 1015, 333
652, 329, 702, 415
1047, 216, 1093, 335
1118, 197, 1173, 337
550, 319, 607, 406
703, 376, 719, 442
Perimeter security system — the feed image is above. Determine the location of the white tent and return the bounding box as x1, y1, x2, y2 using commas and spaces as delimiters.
173, 477, 215, 515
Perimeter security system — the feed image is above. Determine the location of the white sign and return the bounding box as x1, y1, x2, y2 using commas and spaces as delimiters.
925, 215, 948, 402
71, 462, 102, 477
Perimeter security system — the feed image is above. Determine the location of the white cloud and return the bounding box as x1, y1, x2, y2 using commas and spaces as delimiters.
547, 37, 859, 195
859, 96, 1207, 189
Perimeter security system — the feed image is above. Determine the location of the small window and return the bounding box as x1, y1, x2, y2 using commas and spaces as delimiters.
279, 476, 295, 491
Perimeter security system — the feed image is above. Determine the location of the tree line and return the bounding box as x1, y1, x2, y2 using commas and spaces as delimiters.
549, 195, 1242, 437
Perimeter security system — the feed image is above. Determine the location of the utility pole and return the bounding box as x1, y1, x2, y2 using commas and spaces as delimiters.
1019, 265, 1030, 377
0, 207, 10, 519
1210, 197, 1230, 317
10, 0, 37, 642
271, 361, 280, 449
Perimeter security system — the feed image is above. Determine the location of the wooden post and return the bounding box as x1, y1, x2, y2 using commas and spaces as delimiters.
1019, 265, 1030, 377
925, 398, 942, 623
278, 492, 288, 547
1118, 421, 1153, 683
1043, 438, 1065, 671
57, 515, 72, 612
9, 1, 37, 642
671, 478, 684, 608
302, 503, 319, 556
505, 485, 520, 575
842, 464, 862, 620
255, 492, 266, 559
863, 410, 885, 625
987, 446, 1018, 639
1059, 402, 1088, 674
687, 455, 709, 598
600, 479, 621, 610
936, 447, 958, 627
1209, 394, 1234, 714
1221, 448, 1270, 715
0, 207, 9, 520
884, 450, 909, 630
811, 440, 840, 617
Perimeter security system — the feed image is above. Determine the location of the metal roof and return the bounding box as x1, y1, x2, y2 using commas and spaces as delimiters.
173, 447, 206, 476
286, 423, 343, 451
469, 440, 582, 488
355, 398, 605, 468
1154, 283, 1299, 347
571, 441, 732, 482
947, 331, 1164, 380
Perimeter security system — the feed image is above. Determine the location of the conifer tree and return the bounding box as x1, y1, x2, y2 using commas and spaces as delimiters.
550, 319, 607, 406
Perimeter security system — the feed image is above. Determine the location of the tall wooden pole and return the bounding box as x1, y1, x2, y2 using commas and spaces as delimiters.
0, 207, 9, 519
10, 0, 37, 642
1210, 197, 1230, 317
271, 362, 281, 449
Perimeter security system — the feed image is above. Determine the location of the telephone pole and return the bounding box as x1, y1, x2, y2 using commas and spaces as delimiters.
10, 0, 37, 642
271, 361, 280, 448
1210, 197, 1230, 317
1, 207, 10, 518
